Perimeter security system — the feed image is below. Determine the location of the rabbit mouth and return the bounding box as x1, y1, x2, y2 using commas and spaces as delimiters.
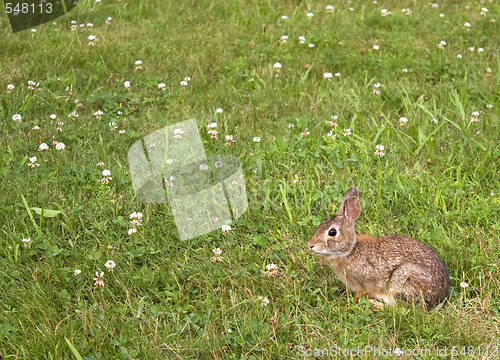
310, 247, 350, 257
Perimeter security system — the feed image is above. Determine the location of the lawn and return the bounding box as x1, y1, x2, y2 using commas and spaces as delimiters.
0, 0, 498, 359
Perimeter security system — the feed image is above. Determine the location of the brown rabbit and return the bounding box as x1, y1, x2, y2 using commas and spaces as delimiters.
308, 187, 449, 311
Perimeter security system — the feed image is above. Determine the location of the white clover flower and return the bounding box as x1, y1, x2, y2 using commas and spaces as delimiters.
28, 156, 40, 168
343, 128, 351, 136
129, 211, 143, 220
460, 281, 469, 288
68, 111, 79, 119
432, 3, 439, 8
27, 80, 40, 91
373, 44, 379, 50
306, 12, 313, 18
74, 269, 81, 276
300, 128, 310, 137
157, 82, 166, 90
123, 80, 131, 88
457, 54, 462, 59
298, 36, 305, 44
38, 143, 50, 151
102, 169, 111, 177
308, 43, 315, 48
439, 13, 444, 18
180, 80, 188, 86
166, 158, 174, 165
258, 296, 270, 307
326, 5, 334, 12
399, 117, 408, 126
221, 224, 231, 235
6, 84, 14, 93
12, 114, 22, 122
173, 128, 184, 139
288, 124, 295, 128
128, 228, 137, 235
375, 144, 385, 157
470, 111, 480, 123
119, 129, 125, 134
253, 136, 261, 142
486, 104, 492, 109
184, 76, 191, 82
265, 263, 279, 277
464, 22, 471, 28
199, 164, 209, 171
211, 248, 222, 262
104, 260, 116, 271
216, 108, 223, 113
225, 135, 233, 142
215, 161, 223, 168
208, 129, 218, 140
55, 142, 65, 150
93, 271, 104, 287
88, 34, 97, 45
327, 131, 336, 140
273, 62, 282, 70
431, 118, 438, 124
323, 72, 333, 79
207, 122, 217, 129
280, 35, 288, 42
334, 72, 341, 77
32, 125, 40, 130
478, 47, 484, 53
281, 15, 288, 20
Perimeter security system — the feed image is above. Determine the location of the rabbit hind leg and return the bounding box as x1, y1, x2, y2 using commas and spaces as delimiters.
388, 263, 434, 309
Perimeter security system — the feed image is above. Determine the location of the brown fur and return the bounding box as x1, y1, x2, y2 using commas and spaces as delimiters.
309, 187, 450, 311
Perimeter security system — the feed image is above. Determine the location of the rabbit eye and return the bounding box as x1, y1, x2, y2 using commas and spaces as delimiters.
328, 228, 337, 237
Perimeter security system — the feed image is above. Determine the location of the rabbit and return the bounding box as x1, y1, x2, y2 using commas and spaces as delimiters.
308, 186, 450, 311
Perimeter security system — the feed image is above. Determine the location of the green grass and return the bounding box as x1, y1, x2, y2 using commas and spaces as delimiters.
0, 0, 499, 358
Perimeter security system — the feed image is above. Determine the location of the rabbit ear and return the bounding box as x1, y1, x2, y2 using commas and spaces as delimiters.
338, 187, 361, 222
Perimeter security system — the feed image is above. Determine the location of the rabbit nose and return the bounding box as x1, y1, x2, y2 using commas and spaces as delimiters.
309, 245, 315, 250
